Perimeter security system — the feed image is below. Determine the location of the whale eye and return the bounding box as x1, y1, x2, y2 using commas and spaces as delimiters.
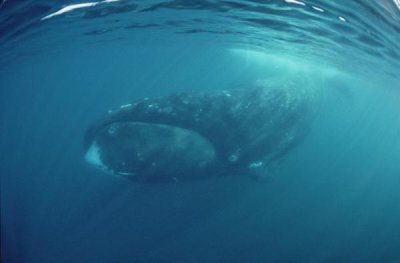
85, 122, 216, 182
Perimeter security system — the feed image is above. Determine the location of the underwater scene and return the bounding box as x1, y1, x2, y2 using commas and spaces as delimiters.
1, 0, 400, 262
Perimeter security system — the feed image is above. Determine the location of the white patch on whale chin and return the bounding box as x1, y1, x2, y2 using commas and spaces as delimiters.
85, 142, 107, 170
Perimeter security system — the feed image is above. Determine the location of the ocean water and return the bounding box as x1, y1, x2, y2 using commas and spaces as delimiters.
1, 0, 400, 262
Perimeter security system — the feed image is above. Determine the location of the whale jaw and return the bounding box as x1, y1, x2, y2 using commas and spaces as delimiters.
85, 121, 216, 182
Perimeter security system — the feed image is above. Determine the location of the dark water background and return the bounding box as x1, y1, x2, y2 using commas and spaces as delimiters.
1, 1, 400, 262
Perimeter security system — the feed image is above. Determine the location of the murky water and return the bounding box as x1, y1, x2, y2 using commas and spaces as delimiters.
1, 1, 400, 262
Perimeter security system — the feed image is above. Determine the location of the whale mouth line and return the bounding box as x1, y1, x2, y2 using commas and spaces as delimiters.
85, 121, 216, 181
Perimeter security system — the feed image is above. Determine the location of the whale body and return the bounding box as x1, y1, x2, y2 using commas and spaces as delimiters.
84, 85, 316, 183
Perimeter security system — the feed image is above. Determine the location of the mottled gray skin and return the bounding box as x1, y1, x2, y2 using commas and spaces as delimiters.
84, 86, 315, 183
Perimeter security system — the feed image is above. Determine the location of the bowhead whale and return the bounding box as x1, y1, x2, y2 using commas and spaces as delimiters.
84, 85, 316, 183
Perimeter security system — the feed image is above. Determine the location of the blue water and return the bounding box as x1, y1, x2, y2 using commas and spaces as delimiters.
1, 1, 400, 262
